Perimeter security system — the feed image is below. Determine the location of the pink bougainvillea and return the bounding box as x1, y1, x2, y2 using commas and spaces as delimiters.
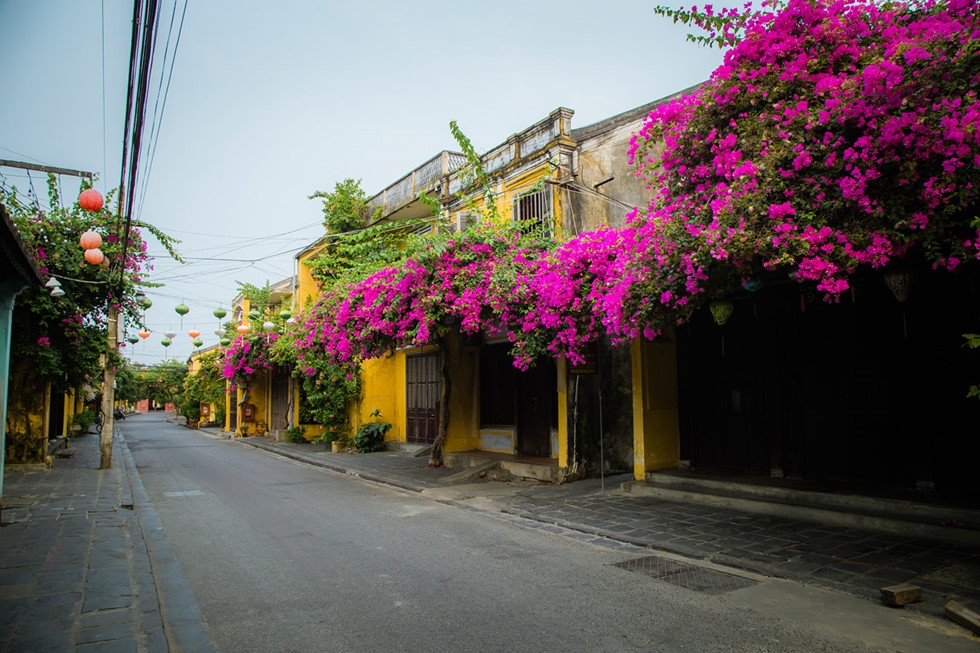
626, 0, 980, 320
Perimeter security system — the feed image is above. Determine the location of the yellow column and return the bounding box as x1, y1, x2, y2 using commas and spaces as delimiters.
631, 333, 680, 480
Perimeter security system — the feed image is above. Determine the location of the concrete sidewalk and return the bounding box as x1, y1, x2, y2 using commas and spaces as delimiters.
0, 429, 213, 652
227, 431, 980, 636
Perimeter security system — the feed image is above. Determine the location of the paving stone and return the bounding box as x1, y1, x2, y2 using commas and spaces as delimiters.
82, 593, 133, 613
9, 630, 76, 650
77, 637, 140, 652
77, 621, 134, 645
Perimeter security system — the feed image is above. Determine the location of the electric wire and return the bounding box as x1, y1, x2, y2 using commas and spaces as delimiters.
135, 0, 188, 222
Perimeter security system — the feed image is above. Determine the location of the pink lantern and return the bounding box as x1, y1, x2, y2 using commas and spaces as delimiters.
83, 248, 104, 265
79, 230, 102, 250
78, 188, 104, 212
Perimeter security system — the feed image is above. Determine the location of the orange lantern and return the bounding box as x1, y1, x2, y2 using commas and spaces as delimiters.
235, 323, 249, 335
78, 188, 104, 212
84, 248, 105, 265
188, 329, 201, 338
79, 230, 102, 250
138, 329, 151, 339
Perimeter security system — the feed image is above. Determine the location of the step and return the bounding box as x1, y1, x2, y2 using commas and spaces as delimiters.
622, 474, 980, 546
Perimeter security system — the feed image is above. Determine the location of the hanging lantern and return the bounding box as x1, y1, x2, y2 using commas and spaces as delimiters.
78, 188, 104, 212
127, 335, 139, 345
193, 338, 204, 348
286, 317, 296, 326
262, 321, 275, 332
188, 329, 201, 338
139, 297, 152, 310
279, 309, 292, 321
248, 309, 261, 321
709, 300, 735, 326
138, 329, 151, 339
79, 230, 103, 250
164, 330, 176, 339
219, 337, 232, 347
83, 248, 104, 265
213, 308, 227, 319
175, 303, 190, 316
214, 329, 223, 337
161, 338, 172, 347
235, 323, 249, 335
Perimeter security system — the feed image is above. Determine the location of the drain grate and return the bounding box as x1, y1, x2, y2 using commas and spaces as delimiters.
611, 555, 757, 595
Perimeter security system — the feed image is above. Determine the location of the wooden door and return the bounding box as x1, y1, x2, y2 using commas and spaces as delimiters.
406, 352, 440, 444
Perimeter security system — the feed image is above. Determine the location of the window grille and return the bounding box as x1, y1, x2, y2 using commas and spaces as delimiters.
449, 211, 480, 233
512, 187, 553, 237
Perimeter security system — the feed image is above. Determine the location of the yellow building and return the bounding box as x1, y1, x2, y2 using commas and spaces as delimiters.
289, 99, 687, 483
224, 278, 295, 438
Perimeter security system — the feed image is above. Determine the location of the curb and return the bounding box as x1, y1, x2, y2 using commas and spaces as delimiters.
117, 432, 216, 652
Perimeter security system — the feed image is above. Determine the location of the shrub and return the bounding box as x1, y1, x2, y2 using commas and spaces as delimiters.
72, 409, 95, 432
353, 409, 391, 453
284, 425, 307, 443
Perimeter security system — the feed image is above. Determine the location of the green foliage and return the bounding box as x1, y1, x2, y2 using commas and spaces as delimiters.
284, 425, 307, 443
114, 361, 139, 403
183, 349, 227, 423
306, 218, 438, 286
449, 120, 498, 221
298, 357, 361, 444
135, 361, 188, 408
237, 281, 272, 315
353, 409, 391, 453
966, 333, 980, 399
1, 174, 180, 395
309, 178, 375, 234
180, 399, 201, 424
72, 409, 95, 431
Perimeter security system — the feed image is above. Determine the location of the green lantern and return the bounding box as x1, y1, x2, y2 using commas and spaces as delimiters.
213, 308, 227, 319
127, 335, 139, 345
248, 309, 261, 320
160, 338, 172, 347
193, 338, 204, 348
175, 303, 190, 316
138, 297, 152, 310
279, 309, 292, 321
219, 337, 231, 347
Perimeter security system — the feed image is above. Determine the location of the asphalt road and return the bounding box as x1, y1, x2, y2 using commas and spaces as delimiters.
121, 413, 910, 652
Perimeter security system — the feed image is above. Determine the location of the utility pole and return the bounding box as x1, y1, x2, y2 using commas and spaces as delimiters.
100, 179, 125, 470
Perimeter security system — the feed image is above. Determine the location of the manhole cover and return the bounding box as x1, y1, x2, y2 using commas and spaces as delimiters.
611, 555, 757, 595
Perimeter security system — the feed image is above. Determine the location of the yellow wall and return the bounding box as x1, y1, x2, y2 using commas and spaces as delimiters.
296, 242, 324, 313
357, 355, 399, 440
631, 335, 681, 479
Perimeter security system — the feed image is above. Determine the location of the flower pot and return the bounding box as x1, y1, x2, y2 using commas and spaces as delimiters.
331, 441, 344, 453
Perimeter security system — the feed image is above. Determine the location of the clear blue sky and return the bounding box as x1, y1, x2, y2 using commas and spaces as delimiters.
0, 0, 731, 364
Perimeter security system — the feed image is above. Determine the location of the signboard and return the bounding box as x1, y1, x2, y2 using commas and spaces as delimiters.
569, 343, 598, 375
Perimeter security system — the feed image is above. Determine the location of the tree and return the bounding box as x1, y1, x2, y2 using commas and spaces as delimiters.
309, 178, 376, 234
135, 361, 187, 410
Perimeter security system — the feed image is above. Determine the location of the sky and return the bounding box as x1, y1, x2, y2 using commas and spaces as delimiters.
0, 0, 733, 365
